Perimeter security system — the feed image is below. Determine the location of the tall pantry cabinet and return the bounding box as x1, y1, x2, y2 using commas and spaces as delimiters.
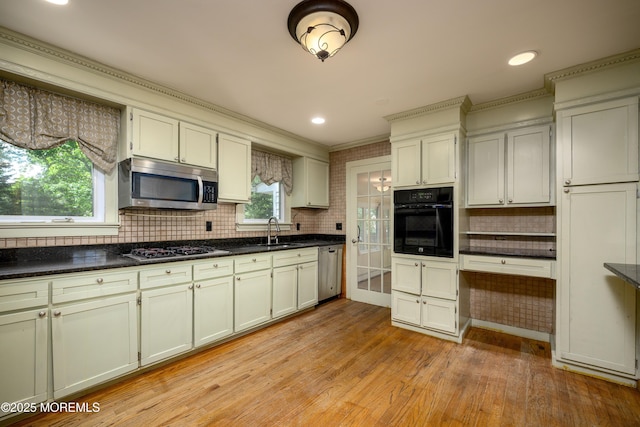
554, 95, 639, 382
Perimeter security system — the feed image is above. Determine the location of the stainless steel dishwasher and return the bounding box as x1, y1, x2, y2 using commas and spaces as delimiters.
318, 245, 343, 302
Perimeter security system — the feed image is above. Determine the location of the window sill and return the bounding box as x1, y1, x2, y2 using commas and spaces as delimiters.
0, 222, 120, 238
236, 222, 292, 232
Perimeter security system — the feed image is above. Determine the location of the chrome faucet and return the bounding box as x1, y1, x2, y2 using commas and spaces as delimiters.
267, 216, 280, 246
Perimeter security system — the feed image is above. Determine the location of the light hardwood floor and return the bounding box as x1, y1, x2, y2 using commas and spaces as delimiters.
9, 299, 640, 426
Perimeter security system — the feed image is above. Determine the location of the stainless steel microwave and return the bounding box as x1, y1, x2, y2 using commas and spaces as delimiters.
118, 158, 217, 210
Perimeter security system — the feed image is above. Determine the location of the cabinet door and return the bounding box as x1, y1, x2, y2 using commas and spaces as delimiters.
234, 270, 271, 332
218, 133, 251, 203
140, 284, 193, 366
507, 125, 551, 205
558, 183, 636, 375
297, 261, 318, 310
307, 159, 330, 207
179, 122, 217, 169
391, 291, 421, 326
52, 294, 138, 398
467, 133, 505, 206
422, 261, 457, 300
0, 309, 48, 410
272, 265, 298, 318
194, 276, 234, 347
422, 134, 456, 184
391, 257, 422, 294
421, 297, 457, 334
560, 97, 639, 186
130, 109, 179, 162
391, 139, 422, 187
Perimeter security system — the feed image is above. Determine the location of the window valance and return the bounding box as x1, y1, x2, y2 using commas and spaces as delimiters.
0, 79, 120, 173
251, 150, 293, 195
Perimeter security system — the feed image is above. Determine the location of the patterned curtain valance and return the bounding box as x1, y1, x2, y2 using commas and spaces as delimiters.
251, 150, 293, 196
0, 79, 120, 173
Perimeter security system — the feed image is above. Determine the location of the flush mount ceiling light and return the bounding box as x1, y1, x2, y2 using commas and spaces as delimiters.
508, 51, 538, 66
311, 116, 326, 124
287, 0, 359, 62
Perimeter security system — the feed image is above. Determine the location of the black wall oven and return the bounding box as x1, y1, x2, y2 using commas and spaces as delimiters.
393, 187, 454, 258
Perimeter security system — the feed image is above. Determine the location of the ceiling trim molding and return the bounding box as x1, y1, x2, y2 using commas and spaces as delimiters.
468, 88, 553, 113
0, 26, 323, 149
328, 134, 390, 152
544, 48, 640, 91
383, 95, 472, 123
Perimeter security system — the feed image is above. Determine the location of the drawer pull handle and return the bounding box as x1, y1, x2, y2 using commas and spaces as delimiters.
501, 259, 506, 264
38, 311, 47, 318
53, 310, 61, 317
165, 270, 171, 274
96, 278, 104, 284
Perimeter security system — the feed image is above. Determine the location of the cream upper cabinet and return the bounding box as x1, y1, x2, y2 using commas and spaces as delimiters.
291, 157, 329, 208
467, 124, 552, 207
392, 134, 456, 188
179, 122, 217, 169
556, 183, 637, 376
217, 133, 251, 203
558, 97, 639, 186
127, 108, 218, 169
129, 108, 180, 162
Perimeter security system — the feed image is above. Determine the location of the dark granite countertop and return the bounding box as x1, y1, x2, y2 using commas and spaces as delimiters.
604, 263, 640, 290
459, 247, 556, 260
0, 235, 345, 281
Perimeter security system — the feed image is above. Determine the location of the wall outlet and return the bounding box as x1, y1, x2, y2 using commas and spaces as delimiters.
336, 223, 342, 230
205, 221, 212, 232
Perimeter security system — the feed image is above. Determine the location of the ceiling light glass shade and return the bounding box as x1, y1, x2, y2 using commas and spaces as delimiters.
288, 0, 359, 62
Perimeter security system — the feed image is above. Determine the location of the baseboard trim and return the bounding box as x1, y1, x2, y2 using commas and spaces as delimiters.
470, 319, 551, 342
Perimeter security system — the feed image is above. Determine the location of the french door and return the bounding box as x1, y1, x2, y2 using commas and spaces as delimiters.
346, 156, 392, 307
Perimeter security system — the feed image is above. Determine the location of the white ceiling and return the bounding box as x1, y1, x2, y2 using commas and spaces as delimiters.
1, 0, 639, 147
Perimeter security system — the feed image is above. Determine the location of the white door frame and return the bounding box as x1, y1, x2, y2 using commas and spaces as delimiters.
345, 155, 391, 307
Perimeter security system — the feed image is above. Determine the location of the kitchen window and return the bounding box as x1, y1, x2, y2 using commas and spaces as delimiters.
236, 150, 293, 231
0, 78, 120, 237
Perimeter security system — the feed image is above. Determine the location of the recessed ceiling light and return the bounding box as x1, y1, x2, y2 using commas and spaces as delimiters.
311, 117, 325, 125
46, 0, 69, 4
508, 51, 537, 66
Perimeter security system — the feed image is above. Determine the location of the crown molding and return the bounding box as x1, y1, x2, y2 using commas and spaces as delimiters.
468, 88, 553, 113
384, 95, 471, 123
0, 26, 323, 149
544, 48, 640, 91
328, 134, 390, 152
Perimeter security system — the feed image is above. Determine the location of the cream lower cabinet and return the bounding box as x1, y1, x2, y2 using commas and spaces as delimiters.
234, 254, 272, 332
297, 261, 319, 310
0, 279, 49, 417
193, 259, 234, 347
273, 247, 319, 314
50, 269, 138, 399
556, 183, 637, 377
139, 263, 193, 366
391, 255, 460, 337
272, 265, 298, 319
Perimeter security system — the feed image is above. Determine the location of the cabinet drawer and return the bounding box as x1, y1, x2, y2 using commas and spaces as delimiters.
234, 254, 271, 274
0, 279, 49, 313
139, 263, 192, 290
272, 247, 318, 267
193, 258, 234, 281
461, 254, 555, 279
52, 270, 137, 304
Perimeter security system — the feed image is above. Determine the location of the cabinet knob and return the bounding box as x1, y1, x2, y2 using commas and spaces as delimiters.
181, 158, 186, 162
298, 253, 301, 257
416, 180, 420, 185
38, 311, 47, 318
213, 264, 218, 268
499, 198, 504, 204
416, 299, 420, 304
196, 284, 201, 288
165, 270, 171, 274
564, 188, 570, 193
252, 258, 257, 262
300, 265, 304, 269
565, 179, 571, 185
188, 284, 194, 290
96, 278, 104, 284
53, 310, 61, 317
423, 300, 427, 305
236, 276, 241, 281
414, 262, 419, 267
508, 199, 513, 203
501, 259, 506, 264
174, 157, 180, 161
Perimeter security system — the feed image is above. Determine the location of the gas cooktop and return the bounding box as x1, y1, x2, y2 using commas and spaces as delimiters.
123, 245, 230, 262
